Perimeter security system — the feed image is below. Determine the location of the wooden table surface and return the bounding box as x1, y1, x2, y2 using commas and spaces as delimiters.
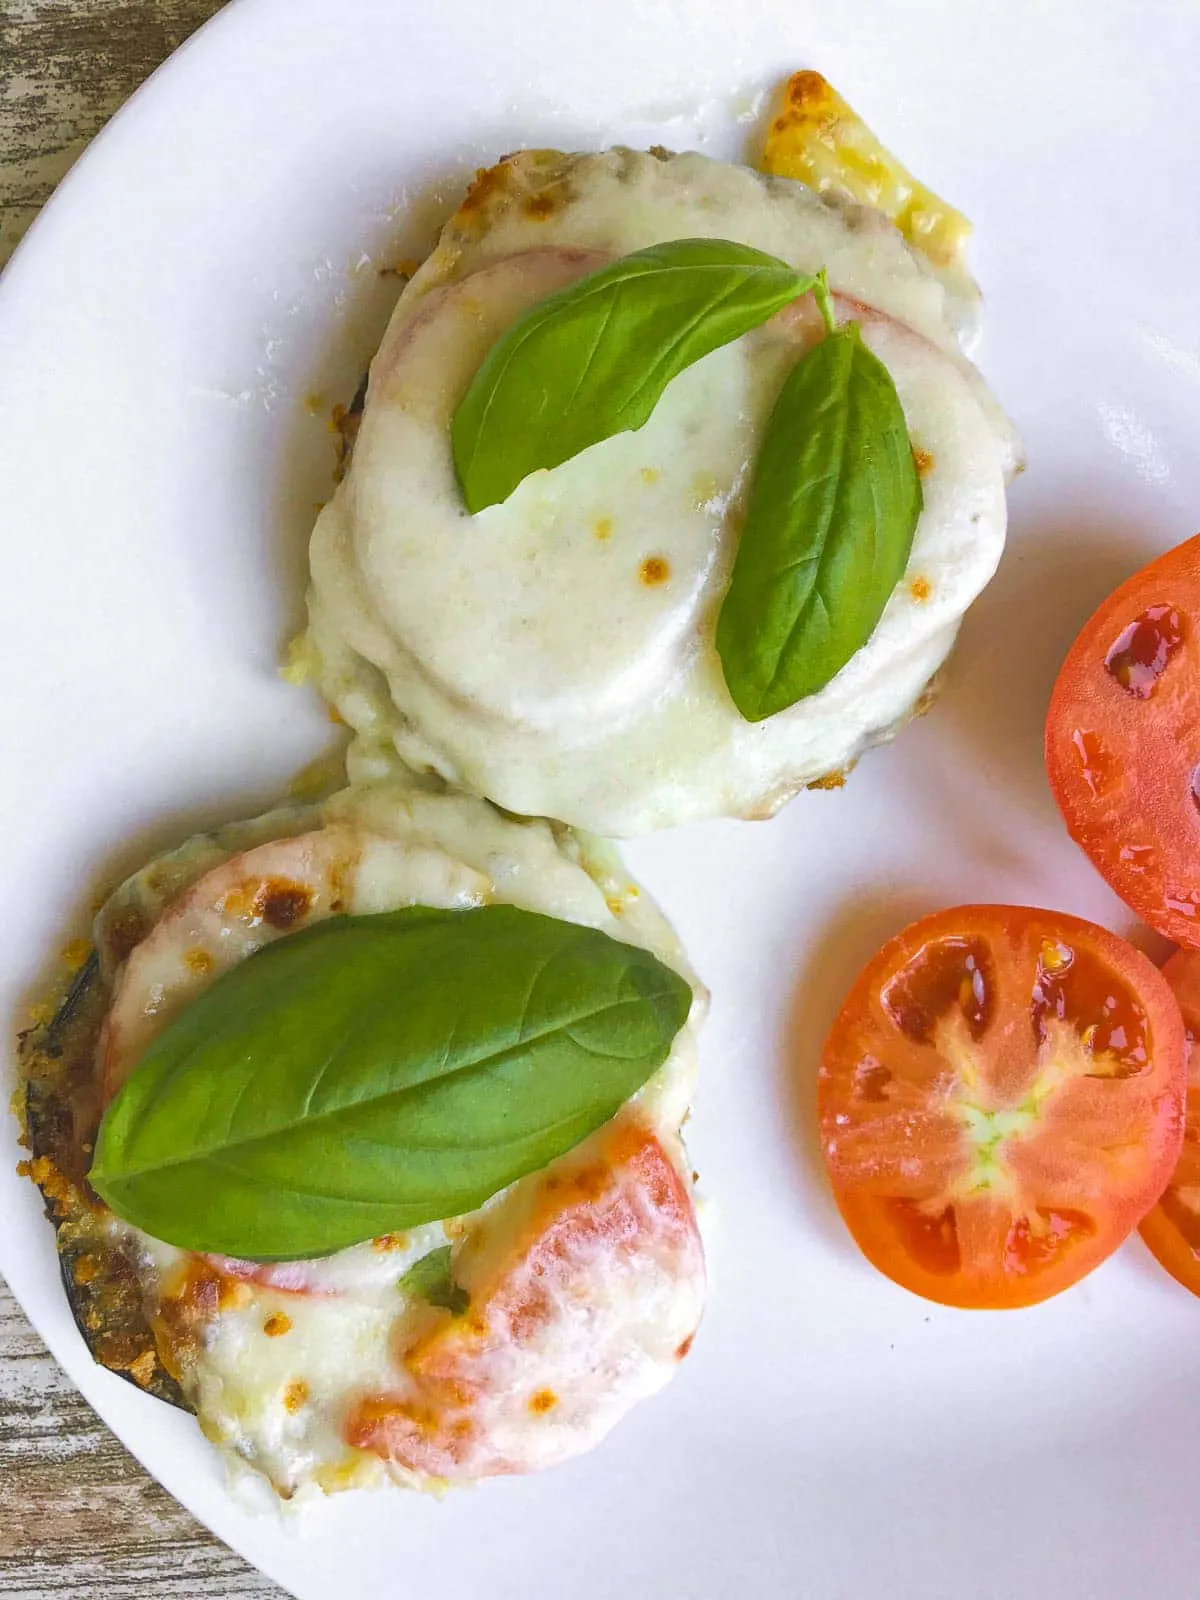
1, 4, 282, 1593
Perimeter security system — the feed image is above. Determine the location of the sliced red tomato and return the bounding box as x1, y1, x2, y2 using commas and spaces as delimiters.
1045, 533, 1200, 947
818, 905, 1186, 1309
1139, 948, 1200, 1294
201, 1255, 341, 1296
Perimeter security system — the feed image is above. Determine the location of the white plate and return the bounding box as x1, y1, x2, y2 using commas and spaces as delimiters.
3, 0, 1200, 1594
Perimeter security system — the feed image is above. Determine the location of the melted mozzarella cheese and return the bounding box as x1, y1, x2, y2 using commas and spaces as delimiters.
99, 778, 704, 1496
305, 146, 1020, 834
761, 71, 979, 343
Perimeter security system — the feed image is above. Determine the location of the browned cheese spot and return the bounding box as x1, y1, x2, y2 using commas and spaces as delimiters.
528, 1388, 558, 1415
770, 70, 839, 136
264, 1312, 293, 1338
457, 162, 515, 223
640, 556, 670, 587
524, 193, 556, 220
184, 946, 214, 977
283, 1381, 310, 1413
790, 69, 831, 109
371, 1232, 409, 1252
167, 1259, 246, 1319
254, 879, 314, 930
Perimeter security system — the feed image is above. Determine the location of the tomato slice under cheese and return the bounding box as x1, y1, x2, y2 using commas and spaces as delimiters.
346, 1119, 704, 1479
81, 787, 705, 1497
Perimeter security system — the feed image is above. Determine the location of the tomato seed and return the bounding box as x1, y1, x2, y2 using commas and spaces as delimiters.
882, 936, 994, 1044
1103, 604, 1186, 698
884, 1199, 961, 1276
1031, 941, 1149, 1076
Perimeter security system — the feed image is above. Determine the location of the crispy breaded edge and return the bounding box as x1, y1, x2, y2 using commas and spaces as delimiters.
16, 953, 187, 1409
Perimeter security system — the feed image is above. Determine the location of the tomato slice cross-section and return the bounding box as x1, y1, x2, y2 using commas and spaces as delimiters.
1140, 948, 1200, 1295
818, 906, 1186, 1308
1045, 533, 1200, 947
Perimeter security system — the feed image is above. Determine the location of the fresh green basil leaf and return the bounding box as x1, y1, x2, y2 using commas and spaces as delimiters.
89, 905, 691, 1262
399, 1246, 469, 1315
452, 238, 816, 512
715, 321, 922, 721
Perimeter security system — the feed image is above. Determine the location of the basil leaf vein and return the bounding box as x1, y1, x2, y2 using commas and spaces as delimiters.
715, 318, 922, 721
89, 905, 691, 1261
452, 238, 816, 512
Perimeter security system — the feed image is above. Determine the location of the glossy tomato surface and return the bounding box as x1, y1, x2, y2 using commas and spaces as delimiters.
1140, 949, 1200, 1295
1045, 533, 1200, 947
818, 905, 1186, 1309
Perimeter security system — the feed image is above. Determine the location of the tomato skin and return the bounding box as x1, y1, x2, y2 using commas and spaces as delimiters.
201, 1256, 341, 1296
1044, 533, 1200, 948
1139, 949, 1200, 1295
819, 905, 1186, 1310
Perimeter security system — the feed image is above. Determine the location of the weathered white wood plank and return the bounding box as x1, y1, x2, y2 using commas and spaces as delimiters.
2, 5, 285, 1592
0, 0, 228, 266
0, 1278, 282, 1594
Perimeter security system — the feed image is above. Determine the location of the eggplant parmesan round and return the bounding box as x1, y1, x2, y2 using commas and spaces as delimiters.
19, 779, 705, 1496
306, 145, 1020, 834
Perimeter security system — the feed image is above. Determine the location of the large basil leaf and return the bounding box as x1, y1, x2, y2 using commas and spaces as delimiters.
452, 238, 815, 512
715, 321, 922, 721
89, 906, 691, 1261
